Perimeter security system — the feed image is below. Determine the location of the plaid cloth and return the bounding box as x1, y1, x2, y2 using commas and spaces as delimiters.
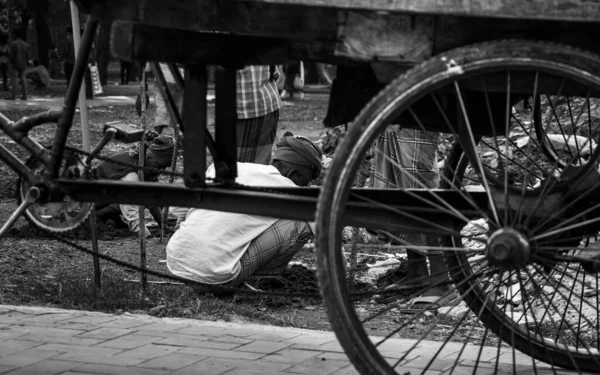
236, 65, 282, 119
369, 126, 442, 254
236, 110, 279, 164
369, 126, 440, 189
222, 219, 313, 286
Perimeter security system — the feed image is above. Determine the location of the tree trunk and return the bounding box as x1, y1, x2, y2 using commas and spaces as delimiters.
19, 4, 30, 41
34, 1, 51, 67
95, 21, 111, 85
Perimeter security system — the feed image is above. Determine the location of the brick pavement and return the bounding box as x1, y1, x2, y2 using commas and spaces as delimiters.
0, 304, 578, 375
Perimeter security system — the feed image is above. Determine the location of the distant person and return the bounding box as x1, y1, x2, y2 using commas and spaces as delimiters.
120, 59, 132, 85
0, 33, 9, 91
8, 28, 28, 100
61, 27, 75, 86
281, 62, 304, 100
47, 44, 60, 79
26, 60, 50, 89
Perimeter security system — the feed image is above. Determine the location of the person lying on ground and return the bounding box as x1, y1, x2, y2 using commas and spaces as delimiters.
166, 133, 322, 292
26, 60, 50, 89
93, 135, 177, 237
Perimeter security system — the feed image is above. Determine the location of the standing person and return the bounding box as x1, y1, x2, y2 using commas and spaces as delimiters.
324, 64, 455, 309
236, 65, 282, 164
0, 33, 9, 91
47, 44, 61, 79
8, 28, 28, 100
61, 27, 76, 86
153, 65, 282, 165
280, 62, 304, 100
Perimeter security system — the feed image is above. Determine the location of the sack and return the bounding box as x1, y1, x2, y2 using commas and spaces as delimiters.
293, 61, 304, 90
88, 63, 103, 95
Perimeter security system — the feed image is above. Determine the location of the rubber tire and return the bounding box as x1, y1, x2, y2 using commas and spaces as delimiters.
316, 40, 600, 374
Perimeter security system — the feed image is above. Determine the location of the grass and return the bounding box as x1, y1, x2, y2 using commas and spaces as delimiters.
29, 268, 325, 329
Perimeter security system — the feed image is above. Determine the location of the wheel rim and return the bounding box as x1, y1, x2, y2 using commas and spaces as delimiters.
18, 152, 92, 233
317, 41, 600, 375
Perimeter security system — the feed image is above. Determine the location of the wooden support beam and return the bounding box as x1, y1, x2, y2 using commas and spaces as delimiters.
77, 0, 600, 25
182, 65, 208, 188
214, 67, 238, 181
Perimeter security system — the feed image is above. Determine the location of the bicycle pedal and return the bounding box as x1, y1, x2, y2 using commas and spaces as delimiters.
103, 121, 145, 143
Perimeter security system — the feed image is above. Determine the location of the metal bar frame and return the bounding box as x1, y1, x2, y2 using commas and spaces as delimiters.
56, 178, 490, 234
46, 20, 99, 180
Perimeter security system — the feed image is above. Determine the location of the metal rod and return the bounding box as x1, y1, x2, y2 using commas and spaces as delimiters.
160, 125, 180, 244
85, 129, 116, 165
151, 62, 219, 159
12, 109, 62, 133
46, 19, 98, 180
0, 142, 35, 184
58, 180, 487, 234
70, 1, 92, 153
89, 206, 101, 290
167, 63, 185, 93
139, 69, 149, 290
0, 187, 40, 238
150, 62, 184, 131
0, 112, 55, 167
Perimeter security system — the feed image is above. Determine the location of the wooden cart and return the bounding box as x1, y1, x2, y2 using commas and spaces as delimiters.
2, 1, 600, 374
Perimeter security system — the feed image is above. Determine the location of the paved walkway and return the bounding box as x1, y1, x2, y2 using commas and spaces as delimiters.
0, 305, 566, 375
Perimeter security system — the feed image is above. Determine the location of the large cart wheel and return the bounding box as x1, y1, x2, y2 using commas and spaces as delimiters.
533, 94, 600, 172
316, 40, 600, 374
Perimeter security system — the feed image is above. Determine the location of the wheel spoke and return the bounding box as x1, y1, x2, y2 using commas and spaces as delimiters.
370, 149, 485, 228
454, 81, 500, 226
532, 216, 600, 241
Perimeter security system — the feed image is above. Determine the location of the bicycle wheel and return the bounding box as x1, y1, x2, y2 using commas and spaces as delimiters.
16, 150, 92, 232
316, 40, 600, 374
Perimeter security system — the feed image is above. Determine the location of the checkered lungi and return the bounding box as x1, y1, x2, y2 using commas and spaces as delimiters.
370, 126, 440, 189
369, 126, 442, 254
236, 111, 279, 165
222, 219, 313, 286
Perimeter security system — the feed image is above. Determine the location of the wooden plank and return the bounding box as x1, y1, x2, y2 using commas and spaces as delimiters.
110, 13, 434, 66
335, 11, 433, 62
77, 0, 340, 40
236, 0, 600, 23
77, 0, 600, 24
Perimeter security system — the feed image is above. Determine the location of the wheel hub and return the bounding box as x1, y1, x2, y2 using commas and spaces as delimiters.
486, 228, 530, 270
